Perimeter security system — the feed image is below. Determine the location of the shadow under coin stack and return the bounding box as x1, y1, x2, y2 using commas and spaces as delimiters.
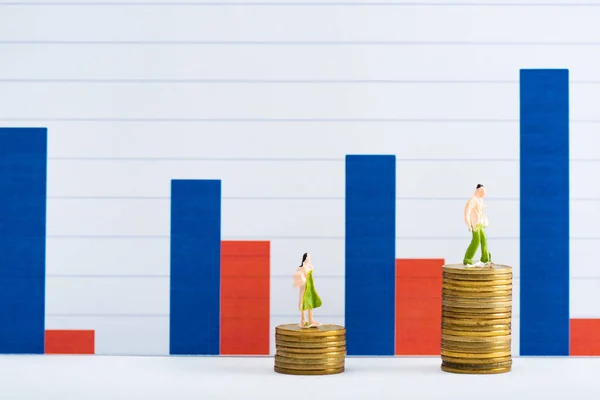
441, 264, 513, 374
274, 324, 346, 375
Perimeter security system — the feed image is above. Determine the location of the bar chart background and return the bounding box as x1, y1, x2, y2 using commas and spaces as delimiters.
1, 0, 600, 357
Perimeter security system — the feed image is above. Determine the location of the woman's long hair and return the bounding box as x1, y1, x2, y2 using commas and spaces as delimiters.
299, 253, 308, 268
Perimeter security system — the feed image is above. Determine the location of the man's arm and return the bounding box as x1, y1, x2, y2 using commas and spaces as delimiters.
464, 198, 474, 228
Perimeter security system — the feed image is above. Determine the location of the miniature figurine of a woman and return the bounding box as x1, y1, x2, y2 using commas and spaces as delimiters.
293, 253, 322, 328
463, 184, 492, 266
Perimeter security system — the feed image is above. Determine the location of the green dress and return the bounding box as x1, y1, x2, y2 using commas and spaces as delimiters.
301, 270, 323, 311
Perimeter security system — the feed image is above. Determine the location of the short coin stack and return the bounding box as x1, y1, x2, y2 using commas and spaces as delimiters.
274, 324, 346, 375
441, 264, 513, 374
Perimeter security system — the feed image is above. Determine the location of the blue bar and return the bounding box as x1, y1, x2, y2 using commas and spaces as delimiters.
170, 179, 221, 355
519, 69, 570, 356
0, 128, 47, 354
345, 155, 396, 355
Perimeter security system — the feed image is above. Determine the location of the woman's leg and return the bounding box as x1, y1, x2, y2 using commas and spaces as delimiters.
308, 309, 320, 326
299, 286, 306, 326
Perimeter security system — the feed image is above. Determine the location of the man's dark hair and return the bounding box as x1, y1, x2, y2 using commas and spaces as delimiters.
476, 184, 484, 189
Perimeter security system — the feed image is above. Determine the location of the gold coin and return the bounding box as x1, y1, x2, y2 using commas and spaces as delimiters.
442, 339, 511, 347
441, 336, 512, 353
442, 307, 512, 315
442, 310, 512, 319
442, 289, 513, 299
442, 340, 511, 351
442, 346, 511, 354
441, 350, 511, 358
442, 300, 512, 309
443, 273, 512, 281
443, 279, 513, 288
275, 333, 346, 342
442, 287, 513, 295
442, 302, 511, 307
274, 366, 344, 375
442, 272, 513, 283
443, 292, 513, 299
441, 364, 511, 374
442, 263, 512, 273
444, 271, 511, 277
443, 286, 512, 293
442, 328, 510, 337
276, 345, 347, 354
442, 289, 512, 297
444, 268, 512, 275
442, 321, 511, 328
442, 294, 513, 301
442, 324, 511, 333
442, 334, 511, 343
442, 355, 512, 364
276, 324, 346, 336
276, 350, 346, 359
275, 354, 345, 363
274, 361, 345, 371
275, 355, 346, 365
275, 339, 346, 348
442, 317, 511, 326
443, 360, 512, 369
443, 295, 513, 303
445, 278, 512, 284
443, 275, 512, 283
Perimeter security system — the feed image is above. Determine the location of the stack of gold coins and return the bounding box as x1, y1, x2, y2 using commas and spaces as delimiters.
441, 264, 513, 374
274, 324, 346, 375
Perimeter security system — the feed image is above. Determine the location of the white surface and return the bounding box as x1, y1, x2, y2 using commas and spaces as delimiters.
1, 356, 599, 400
1, 1, 600, 354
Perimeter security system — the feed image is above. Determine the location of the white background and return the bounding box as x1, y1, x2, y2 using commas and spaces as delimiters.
2, 0, 600, 356
1, 356, 599, 400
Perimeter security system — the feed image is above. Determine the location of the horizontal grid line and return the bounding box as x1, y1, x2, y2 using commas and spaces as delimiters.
45, 196, 522, 200
5, 117, 600, 124
4, 78, 600, 85
42, 196, 600, 201
46, 235, 519, 240
43, 275, 600, 280
2, 2, 600, 6
47, 313, 168, 318
0, 79, 524, 84
43, 235, 600, 241
48, 274, 170, 278
5, 41, 600, 46
47, 157, 520, 161
45, 274, 344, 278
46, 314, 524, 319
0, 118, 524, 123
47, 313, 346, 318
270, 315, 342, 318
41, 276, 600, 280
44, 157, 600, 163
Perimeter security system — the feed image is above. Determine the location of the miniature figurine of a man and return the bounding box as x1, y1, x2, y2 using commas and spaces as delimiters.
293, 253, 322, 328
463, 184, 492, 266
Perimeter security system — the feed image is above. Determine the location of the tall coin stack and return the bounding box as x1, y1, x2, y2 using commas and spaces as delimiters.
441, 264, 513, 374
274, 324, 346, 375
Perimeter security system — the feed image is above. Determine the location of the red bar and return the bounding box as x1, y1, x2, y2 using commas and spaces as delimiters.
220, 241, 270, 355
395, 259, 444, 355
45, 330, 95, 354
570, 319, 600, 356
